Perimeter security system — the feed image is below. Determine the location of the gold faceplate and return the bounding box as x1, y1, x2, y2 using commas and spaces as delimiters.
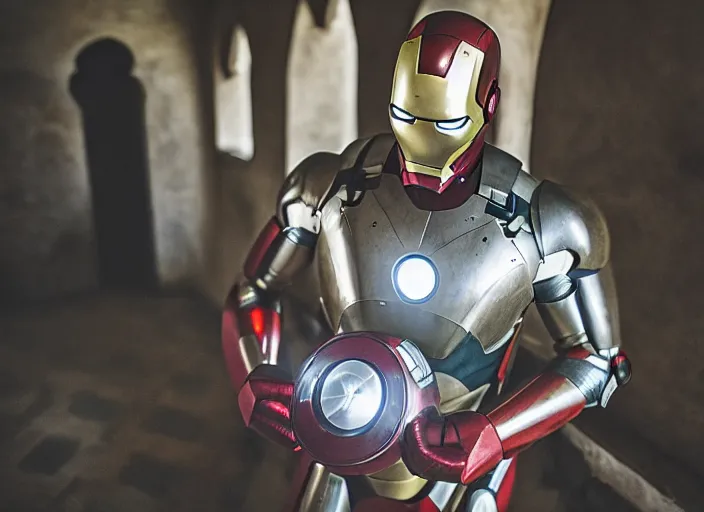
390, 37, 486, 181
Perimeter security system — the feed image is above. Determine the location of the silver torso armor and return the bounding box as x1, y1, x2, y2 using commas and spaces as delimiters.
308, 141, 544, 413
318, 169, 537, 358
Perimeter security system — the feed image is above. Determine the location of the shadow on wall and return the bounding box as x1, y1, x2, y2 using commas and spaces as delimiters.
70, 38, 157, 290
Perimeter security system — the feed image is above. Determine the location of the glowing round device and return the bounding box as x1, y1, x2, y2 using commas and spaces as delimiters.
319, 360, 384, 432
291, 333, 440, 476
392, 254, 439, 304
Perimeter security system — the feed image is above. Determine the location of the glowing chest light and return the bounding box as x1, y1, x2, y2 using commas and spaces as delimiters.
392, 254, 439, 304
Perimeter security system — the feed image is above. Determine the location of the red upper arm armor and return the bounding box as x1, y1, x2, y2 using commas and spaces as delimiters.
244, 216, 283, 281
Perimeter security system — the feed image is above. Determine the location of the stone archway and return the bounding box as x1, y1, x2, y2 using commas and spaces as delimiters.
286, 0, 358, 174
216, 25, 254, 161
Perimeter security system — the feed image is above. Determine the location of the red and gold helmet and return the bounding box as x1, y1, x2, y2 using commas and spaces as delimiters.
390, 11, 501, 193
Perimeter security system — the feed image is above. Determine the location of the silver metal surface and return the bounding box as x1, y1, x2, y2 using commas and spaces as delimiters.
533, 250, 575, 283
436, 374, 489, 414
338, 301, 468, 357
491, 326, 517, 353
277, 150, 342, 228
600, 375, 618, 408
317, 173, 537, 356
488, 458, 514, 492
577, 270, 620, 350
535, 284, 588, 347
511, 229, 541, 278
319, 360, 384, 431
530, 181, 610, 271
467, 489, 498, 512
258, 232, 315, 290
534, 274, 574, 302
506, 215, 526, 232
511, 170, 540, 202
283, 202, 321, 233
238, 333, 265, 374
360, 133, 397, 177
494, 379, 585, 443
339, 135, 373, 170
297, 463, 351, 512
318, 196, 360, 331
551, 357, 608, 407
585, 354, 610, 372
599, 347, 620, 359
397, 340, 434, 388
477, 144, 521, 207
428, 481, 460, 510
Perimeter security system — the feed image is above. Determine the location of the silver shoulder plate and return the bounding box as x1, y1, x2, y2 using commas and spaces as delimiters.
277, 135, 394, 230
529, 181, 610, 271
477, 144, 523, 207
511, 170, 540, 203
358, 133, 396, 178
277, 151, 342, 228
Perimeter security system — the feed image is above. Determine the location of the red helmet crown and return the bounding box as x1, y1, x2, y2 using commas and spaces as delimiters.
407, 11, 501, 113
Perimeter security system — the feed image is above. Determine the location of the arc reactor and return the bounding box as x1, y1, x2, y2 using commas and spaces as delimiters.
392, 254, 439, 304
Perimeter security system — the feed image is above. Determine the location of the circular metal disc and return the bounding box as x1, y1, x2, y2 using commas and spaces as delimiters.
319, 360, 383, 432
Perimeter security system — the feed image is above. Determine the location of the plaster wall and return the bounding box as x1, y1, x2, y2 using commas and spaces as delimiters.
0, 0, 212, 301
527, 0, 704, 479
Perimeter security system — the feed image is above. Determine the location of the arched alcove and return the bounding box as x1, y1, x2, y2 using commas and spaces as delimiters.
286, 0, 358, 174
70, 38, 157, 289
216, 25, 254, 161
412, 0, 552, 170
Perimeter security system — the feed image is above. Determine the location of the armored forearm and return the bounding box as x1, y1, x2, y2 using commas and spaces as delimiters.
534, 268, 620, 352
479, 186, 630, 471
221, 218, 315, 450
487, 343, 630, 456
403, 343, 631, 484
222, 217, 317, 391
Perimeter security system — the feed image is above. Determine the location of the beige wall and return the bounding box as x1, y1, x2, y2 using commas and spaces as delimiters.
0, 0, 213, 301
529, 0, 704, 478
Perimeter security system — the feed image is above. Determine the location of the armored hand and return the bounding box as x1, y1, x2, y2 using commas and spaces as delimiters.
238, 364, 299, 450
403, 344, 632, 484
403, 408, 503, 485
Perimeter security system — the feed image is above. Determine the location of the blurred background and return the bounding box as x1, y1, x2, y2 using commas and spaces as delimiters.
0, 0, 702, 511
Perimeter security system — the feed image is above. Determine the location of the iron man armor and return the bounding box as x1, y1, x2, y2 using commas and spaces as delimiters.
223, 11, 631, 512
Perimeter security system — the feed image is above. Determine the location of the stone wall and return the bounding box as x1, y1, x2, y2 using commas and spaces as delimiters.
528, 0, 704, 481
0, 0, 214, 301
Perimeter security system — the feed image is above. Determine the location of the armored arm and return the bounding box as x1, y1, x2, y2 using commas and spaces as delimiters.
403, 181, 632, 485
485, 181, 631, 457
223, 135, 396, 449
221, 152, 340, 450
221, 151, 340, 392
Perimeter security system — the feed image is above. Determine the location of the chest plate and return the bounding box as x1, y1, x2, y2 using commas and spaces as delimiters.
316, 174, 538, 358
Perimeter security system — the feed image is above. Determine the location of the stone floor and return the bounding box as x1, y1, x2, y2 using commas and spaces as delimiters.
0, 292, 637, 512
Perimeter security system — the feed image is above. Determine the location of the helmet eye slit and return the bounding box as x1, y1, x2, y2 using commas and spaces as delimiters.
435, 116, 470, 134
390, 104, 416, 124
